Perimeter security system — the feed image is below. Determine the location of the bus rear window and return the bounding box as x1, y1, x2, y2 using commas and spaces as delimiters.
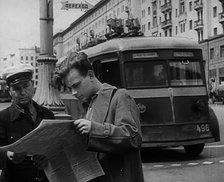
169, 60, 203, 86
124, 61, 168, 88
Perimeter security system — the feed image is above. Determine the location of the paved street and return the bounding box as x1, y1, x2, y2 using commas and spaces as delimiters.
1, 102, 224, 182
142, 104, 224, 182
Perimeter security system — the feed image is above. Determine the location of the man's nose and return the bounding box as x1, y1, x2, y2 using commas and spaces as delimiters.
20, 87, 26, 94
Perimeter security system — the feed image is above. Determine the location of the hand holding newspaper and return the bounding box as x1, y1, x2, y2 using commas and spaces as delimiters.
0, 119, 104, 182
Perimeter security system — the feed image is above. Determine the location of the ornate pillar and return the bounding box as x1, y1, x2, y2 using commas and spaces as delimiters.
34, 0, 67, 117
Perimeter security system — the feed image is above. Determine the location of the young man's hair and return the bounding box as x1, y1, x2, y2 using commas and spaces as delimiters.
53, 52, 93, 86
58, 52, 93, 78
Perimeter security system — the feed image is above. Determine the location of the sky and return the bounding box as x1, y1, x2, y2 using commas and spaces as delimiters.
0, 0, 100, 58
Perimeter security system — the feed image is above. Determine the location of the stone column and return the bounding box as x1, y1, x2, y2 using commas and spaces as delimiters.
34, 0, 68, 118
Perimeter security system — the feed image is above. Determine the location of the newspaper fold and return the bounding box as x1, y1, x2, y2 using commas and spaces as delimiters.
0, 119, 104, 182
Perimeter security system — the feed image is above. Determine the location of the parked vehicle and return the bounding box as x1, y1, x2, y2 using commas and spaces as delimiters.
79, 36, 220, 156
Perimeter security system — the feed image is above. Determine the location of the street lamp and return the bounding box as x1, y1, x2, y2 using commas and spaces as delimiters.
33, 0, 68, 118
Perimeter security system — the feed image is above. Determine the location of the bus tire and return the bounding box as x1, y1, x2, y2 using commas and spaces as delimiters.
209, 106, 220, 142
184, 143, 205, 156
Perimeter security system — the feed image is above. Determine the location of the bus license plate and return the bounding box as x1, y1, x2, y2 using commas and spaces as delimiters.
196, 124, 210, 133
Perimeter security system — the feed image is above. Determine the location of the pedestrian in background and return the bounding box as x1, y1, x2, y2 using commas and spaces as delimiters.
0, 64, 55, 182
54, 52, 144, 182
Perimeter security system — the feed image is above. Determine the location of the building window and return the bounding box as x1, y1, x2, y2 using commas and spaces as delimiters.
142, 9, 145, 18
214, 27, 217, 36
142, 24, 146, 32
210, 48, 214, 59
175, 9, 178, 17
189, 1, 192, 11
179, 0, 185, 15
169, 29, 172, 36
165, 30, 168, 37
148, 6, 150, 15
180, 22, 185, 33
26, 56, 28, 60
21, 56, 23, 60
213, 7, 217, 18
189, 20, 193, 30
31, 56, 33, 60
153, 16, 157, 27
221, 45, 224, 57
148, 22, 151, 30
152, 1, 157, 16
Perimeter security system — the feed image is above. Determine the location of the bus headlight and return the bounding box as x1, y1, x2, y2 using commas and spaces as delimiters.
195, 99, 206, 111
137, 103, 147, 113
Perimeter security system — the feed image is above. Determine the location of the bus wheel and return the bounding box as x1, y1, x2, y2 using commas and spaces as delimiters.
184, 144, 205, 156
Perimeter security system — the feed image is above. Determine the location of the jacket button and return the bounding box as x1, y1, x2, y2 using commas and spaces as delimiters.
120, 169, 123, 176
104, 130, 109, 135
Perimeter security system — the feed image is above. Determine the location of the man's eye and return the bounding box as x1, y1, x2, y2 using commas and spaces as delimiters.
24, 84, 29, 88
12, 87, 19, 91
72, 82, 81, 89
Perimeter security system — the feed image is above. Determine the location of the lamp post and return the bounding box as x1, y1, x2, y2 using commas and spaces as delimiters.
34, 0, 67, 117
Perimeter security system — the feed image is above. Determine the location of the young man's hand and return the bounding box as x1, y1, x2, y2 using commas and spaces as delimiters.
7, 151, 26, 164
72, 119, 92, 135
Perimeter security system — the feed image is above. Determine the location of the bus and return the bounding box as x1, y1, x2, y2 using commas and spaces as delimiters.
0, 79, 11, 102
80, 36, 220, 156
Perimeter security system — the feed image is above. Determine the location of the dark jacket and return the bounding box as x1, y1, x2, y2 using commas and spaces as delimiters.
87, 84, 144, 182
0, 101, 55, 182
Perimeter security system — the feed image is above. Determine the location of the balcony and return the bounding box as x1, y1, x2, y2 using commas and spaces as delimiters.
161, 2, 172, 13
219, 12, 224, 24
194, 0, 203, 11
194, 19, 204, 30
161, 19, 172, 29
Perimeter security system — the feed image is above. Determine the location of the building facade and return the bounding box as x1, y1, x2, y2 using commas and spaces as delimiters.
53, 0, 224, 89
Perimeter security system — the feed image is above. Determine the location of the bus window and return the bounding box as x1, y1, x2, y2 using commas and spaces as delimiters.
124, 61, 168, 88
170, 60, 203, 86
101, 61, 121, 87
97, 59, 122, 88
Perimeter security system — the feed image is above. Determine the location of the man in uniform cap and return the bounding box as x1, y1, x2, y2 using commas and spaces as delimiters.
0, 64, 55, 182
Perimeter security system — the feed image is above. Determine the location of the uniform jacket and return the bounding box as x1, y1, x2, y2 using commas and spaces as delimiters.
87, 83, 144, 182
0, 101, 55, 182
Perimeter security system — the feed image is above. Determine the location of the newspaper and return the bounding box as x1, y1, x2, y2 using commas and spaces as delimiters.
0, 119, 104, 182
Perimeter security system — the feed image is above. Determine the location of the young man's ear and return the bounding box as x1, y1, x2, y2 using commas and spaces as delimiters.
87, 70, 95, 78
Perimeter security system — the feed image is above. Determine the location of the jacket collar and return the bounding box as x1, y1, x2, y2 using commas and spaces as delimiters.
90, 83, 117, 124
8, 100, 43, 122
